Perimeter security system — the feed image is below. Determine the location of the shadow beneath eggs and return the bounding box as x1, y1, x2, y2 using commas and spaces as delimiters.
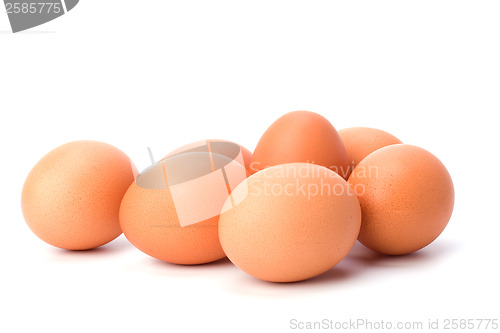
347, 239, 460, 268
224, 240, 461, 297
46, 235, 134, 260
303, 264, 361, 285
151, 256, 233, 268
137, 256, 236, 278
224, 266, 362, 298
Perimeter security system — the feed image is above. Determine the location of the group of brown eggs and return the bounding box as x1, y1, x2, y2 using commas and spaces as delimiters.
21, 111, 454, 283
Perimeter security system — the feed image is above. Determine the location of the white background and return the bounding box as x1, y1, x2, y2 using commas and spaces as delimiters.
1, 1, 499, 332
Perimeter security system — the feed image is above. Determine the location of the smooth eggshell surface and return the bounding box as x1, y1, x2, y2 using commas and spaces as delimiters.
21, 141, 136, 250
338, 127, 402, 177
250, 111, 349, 178
348, 144, 454, 255
120, 181, 226, 265
219, 163, 361, 282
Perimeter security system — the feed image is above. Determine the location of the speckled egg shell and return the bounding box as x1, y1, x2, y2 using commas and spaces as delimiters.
21, 141, 136, 250
338, 127, 402, 178
219, 163, 361, 282
348, 144, 454, 255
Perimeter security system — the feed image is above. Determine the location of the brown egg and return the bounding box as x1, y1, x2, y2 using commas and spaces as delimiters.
219, 163, 361, 282
120, 141, 248, 265
348, 144, 454, 255
21, 141, 137, 250
250, 111, 349, 178
120, 179, 225, 265
338, 127, 402, 178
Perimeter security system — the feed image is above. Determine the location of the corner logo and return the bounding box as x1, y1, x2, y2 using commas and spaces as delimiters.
4, 0, 79, 33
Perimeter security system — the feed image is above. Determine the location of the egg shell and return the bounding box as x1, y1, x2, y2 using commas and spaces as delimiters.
348, 144, 454, 255
338, 127, 402, 177
119, 140, 250, 265
250, 111, 349, 178
219, 163, 361, 282
119, 179, 226, 265
21, 141, 136, 250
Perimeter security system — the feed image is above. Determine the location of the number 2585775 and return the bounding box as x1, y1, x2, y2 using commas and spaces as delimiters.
5, 2, 62, 14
